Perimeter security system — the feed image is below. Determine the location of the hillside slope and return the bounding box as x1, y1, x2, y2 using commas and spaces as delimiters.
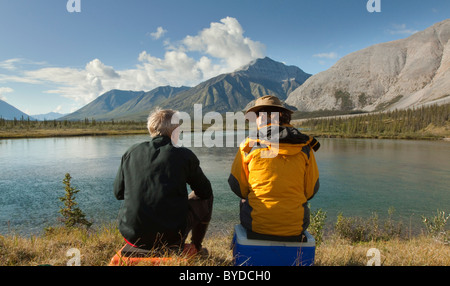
286, 19, 450, 112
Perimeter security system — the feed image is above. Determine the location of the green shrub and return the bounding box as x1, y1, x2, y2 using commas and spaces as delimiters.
334, 209, 403, 243
308, 208, 327, 245
422, 210, 449, 243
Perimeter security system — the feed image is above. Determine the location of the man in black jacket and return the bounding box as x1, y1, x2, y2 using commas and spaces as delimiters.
114, 109, 213, 253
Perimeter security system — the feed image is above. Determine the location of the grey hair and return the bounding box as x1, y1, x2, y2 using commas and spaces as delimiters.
147, 108, 179, 137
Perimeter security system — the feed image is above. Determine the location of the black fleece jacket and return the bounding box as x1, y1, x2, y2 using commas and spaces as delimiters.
114, 135, 212, 246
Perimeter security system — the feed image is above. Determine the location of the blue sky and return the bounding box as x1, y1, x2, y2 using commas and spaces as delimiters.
0, 0, 449, 115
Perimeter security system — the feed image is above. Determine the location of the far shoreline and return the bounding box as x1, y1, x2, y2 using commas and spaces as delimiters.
0, 128, 448, 141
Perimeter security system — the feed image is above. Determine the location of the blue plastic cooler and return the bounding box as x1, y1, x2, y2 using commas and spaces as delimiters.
232, 224, 316, 266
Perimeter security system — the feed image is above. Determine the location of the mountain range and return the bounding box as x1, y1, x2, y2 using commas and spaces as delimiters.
286, 19, 450, 112
60, 57, 311, 121
30, 112, 67, 121
0, 100, 66, 120
2, 19, 449, 122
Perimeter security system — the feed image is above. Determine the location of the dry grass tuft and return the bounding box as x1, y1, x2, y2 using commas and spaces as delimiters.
314, 235, 450, 266
0, 224, 124, 266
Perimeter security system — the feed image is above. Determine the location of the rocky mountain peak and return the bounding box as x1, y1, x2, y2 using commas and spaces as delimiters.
286, 19, 450, 112
235, 57, 311, 83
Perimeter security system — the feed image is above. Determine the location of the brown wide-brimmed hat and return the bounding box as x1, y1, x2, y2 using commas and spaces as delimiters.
246, 95, 294, 114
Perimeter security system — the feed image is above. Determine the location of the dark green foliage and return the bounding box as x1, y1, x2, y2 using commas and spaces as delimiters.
309, 208, 327, 245
0, 117, 146, 131
358, 93, 367, 106
375, 95, 403, 111
59, 173, 92, 228
300, 103, 450, 138
334, 90, 354, 111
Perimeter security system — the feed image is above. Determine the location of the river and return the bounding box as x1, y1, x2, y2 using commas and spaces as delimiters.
0, 133, 449, 236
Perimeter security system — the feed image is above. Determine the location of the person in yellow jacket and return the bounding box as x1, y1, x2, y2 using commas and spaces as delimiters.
228, 95, 320, 241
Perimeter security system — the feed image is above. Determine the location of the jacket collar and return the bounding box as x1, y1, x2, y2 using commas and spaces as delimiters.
151, 135, 172, 147
249, 124, 311, 145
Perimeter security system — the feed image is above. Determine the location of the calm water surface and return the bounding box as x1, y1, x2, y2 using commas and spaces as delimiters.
0, 134, 449, 236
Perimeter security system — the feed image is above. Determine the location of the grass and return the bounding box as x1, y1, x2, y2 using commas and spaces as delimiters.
0, 225, 235, 266
1, 221, 448, 266
315, 235, 450, 266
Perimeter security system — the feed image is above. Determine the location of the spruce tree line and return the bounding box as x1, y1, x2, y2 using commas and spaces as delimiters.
299, 103, 449, 137
0, 117, 146, 131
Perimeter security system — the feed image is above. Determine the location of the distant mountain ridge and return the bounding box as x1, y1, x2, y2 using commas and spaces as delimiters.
59, 18, 450, 123
31, 112, 66, 121
286, 19, 450, 112
166, 56, 310, 114
61, 90, 146, 121
0, 99, 33, 120
62, 57, 311, 120
157, 57, 311, 114
5, 20, 450, 123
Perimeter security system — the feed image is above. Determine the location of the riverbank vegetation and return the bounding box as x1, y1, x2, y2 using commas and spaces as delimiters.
1, 103, 449, 140
293, 103, 450, 140
1, 173, 448, 266
0, 117, 149, 138
1, 209, 448, 266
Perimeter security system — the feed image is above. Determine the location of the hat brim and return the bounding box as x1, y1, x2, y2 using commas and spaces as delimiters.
246, 104, 294, 114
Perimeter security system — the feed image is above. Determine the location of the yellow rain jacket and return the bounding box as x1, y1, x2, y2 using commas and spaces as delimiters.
228, 125, 320, 237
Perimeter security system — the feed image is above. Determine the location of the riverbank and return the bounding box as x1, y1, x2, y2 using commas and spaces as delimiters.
1, 225, 448, 266
0, 128, 149, 139
292, 103, 450, 141
1, 127, 449, 141
1, 209, 448, 266
2, 103, 449, 140
292, 129, 450, 141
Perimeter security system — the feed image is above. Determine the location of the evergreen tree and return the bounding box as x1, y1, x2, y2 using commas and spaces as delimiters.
59, 173, 92, 228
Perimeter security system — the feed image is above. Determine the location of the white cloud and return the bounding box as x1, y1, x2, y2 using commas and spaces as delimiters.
388, 24, 419, 35
0, 73, 42, 84
0, 87, 14, 101
86, 59, 120, 79
1, 17, 265, 107
0, 59, 22, 71
53, 105, 63, 113
150, 26, 167, 40
313, 52, 338, 59
183, 17, 265, 70
24, 59, 120, 104
0, 58, 47, 71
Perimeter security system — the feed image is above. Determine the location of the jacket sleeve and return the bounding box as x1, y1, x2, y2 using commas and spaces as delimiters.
186, 154, 213, 200
304, 148, 320, 201
113, 156, 125, 200
228, 149, 250, 199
